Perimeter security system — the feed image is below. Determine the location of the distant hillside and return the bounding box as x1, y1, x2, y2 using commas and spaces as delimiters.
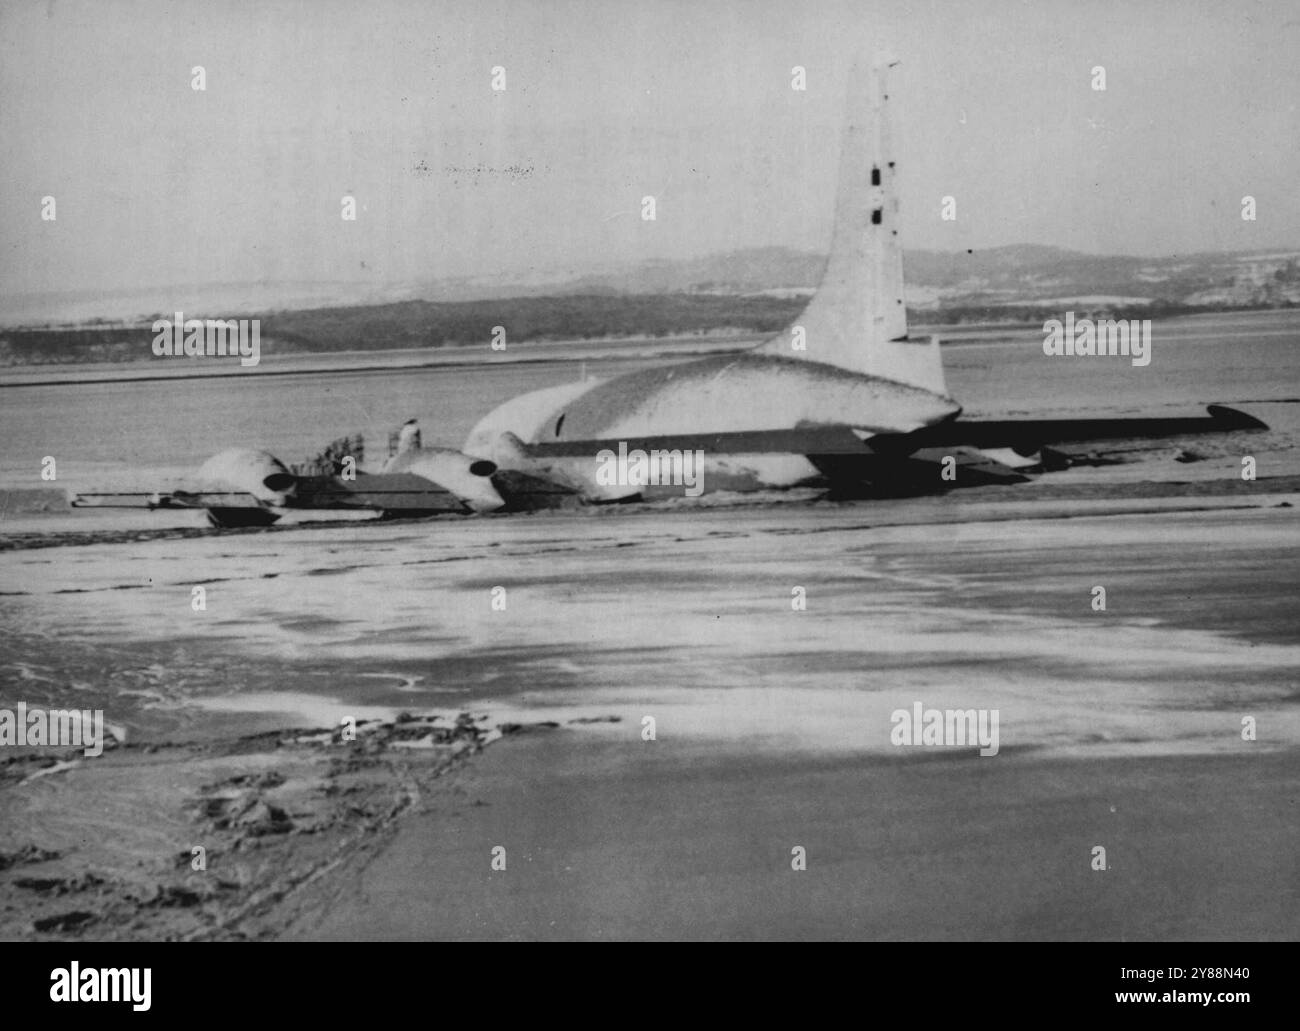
2, 244, 1297, 366
0, 294, 800, 367
550, 247, 830, 297
7, 243, 1300, 329
537, 244, 1300, 311
905, 246, 1300, 310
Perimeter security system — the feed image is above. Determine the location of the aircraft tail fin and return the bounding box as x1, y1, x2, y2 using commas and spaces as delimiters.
760, 54, 950, 399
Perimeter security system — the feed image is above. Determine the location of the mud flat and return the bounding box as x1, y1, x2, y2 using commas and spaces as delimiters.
2, 476, 1296, 939
286, 736, 1298, 941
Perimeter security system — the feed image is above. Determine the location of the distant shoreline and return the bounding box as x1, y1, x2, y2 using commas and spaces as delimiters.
0, 334, 758, 388
3, 308, 1296, 389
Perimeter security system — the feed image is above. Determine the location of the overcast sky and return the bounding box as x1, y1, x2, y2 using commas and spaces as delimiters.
2, 0, 1298, 299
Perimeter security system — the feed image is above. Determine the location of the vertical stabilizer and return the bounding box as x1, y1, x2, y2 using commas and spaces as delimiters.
760, 54, 949, 398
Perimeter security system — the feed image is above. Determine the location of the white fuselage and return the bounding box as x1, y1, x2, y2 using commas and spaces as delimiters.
466, 352, 960, 497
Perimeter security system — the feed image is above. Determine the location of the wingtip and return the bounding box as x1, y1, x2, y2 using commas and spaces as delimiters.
1207, 404, 1268, 430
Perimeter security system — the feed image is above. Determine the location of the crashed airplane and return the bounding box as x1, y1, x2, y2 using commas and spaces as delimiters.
70, 54, 1265, 527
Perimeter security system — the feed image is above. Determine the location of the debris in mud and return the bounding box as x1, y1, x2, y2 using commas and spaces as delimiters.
14, 872, 105, 895
497, 721, 561, 735
33, 911, 98, 933
0, 710, 538, 942
233, 801, 294, 836
0, 844, 61, 870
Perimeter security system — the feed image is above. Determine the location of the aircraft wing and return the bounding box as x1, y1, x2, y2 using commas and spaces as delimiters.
69, 491, 264, 509
510, 404, 1267, 493
894, 404, 1268, 455
508, 424, 1035, 489
71, 478, 470, 514
514, 424, 880, 458
514, 405, 1266, 461
289, 473, 470, 513
70, 464, 497, 522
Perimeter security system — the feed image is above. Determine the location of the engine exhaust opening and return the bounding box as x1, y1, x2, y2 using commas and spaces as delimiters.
469, 460, 497, 478
263, 473, 297, 491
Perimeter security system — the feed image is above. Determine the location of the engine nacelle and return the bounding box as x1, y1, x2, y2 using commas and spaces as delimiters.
196, 448, 297, 507
487, 432, 638, 502
381, 447, 505, 513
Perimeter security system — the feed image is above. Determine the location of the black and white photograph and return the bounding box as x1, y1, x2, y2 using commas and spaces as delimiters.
1, 0, 1296, 972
